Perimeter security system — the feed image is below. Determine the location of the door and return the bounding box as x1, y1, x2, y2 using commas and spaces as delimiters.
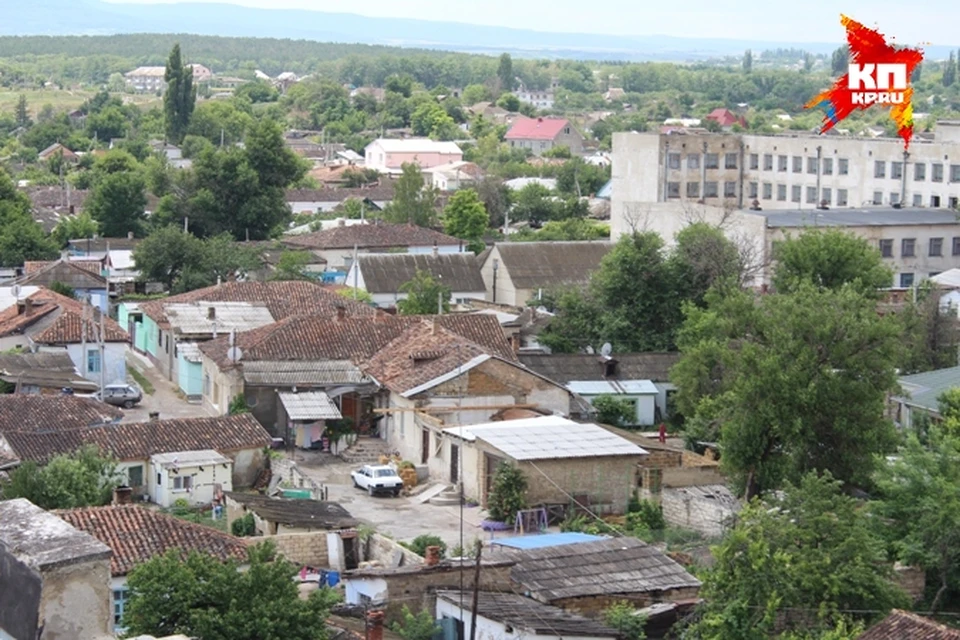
421, 428, 430, 464
341, 533, 359, 570
450, 444, 459, 484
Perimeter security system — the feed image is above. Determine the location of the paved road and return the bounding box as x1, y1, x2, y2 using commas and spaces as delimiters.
295, 451, 489, 549
121, 350, 212, 423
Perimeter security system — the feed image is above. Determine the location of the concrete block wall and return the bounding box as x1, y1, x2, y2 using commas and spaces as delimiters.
265, 531, 330, 568
365, 533, 425, 568
272, 457, 322, 498
658, 487, 738, 538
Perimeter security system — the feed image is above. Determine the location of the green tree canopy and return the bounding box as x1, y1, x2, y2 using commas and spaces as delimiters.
123, 541, 340, 640
0, 167, 60, 266
163, 43, 196, 144
397, 269, 450, 315
381, 163, 439, 227
0, 445, 119, 510
442, 188, 488, 251
772, 229, 892, 297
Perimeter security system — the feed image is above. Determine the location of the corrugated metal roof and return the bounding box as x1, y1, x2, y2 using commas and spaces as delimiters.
242, 360, 368, 386
357, 253, 485, 294
150, 449, 231, 469
567, 380, 658, 395
493, 241, 613, 289
932, 269, 960, 289
444, 416, 647, 460
177, 342, 203, 364
279, 391, 342, 421
894, 364, 960, 412
165, 302, 276, 335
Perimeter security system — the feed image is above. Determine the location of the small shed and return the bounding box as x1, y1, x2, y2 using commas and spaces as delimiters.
567, 380, 659, 426
278, 391, 343, 449
148, 450, 233, 507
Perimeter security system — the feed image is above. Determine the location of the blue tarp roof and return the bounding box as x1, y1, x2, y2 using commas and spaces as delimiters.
490, 532, 606, 550
596, 179, 612, 200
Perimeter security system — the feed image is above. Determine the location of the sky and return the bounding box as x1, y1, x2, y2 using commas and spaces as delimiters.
108, 0, 960, 46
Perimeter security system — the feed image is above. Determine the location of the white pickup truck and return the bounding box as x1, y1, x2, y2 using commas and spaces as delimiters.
351, 464, 404, 497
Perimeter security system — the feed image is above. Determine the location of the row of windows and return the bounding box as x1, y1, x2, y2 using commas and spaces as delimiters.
878, 237, 960, 259
667, 152, 739, 170
747, 182, 849, 206
666, 181, 738, 199
749, 154, 851, 176
743, 153, 960, 183
873, 160, 960, 182
870, 192, 960, 208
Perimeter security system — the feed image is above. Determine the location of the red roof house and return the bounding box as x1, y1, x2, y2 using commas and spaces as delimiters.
504, 117, 584, 156
706, 108, 747, 129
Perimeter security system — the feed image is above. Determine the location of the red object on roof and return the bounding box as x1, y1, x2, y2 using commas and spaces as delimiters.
706, 108, 746, 128
504, 117, 571, 141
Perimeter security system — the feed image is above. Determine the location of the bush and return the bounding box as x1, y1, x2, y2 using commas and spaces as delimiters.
231, 512, 256, 537
627, 499, 666, 532
487, 462, 527, 524
390, 606, 440, 640
171, 498, 192, 517
401, 534, 447, 559
592, 394, 636, 427
602, 602, 647, 640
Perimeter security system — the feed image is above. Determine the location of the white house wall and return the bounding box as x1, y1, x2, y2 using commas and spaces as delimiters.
345, 577, 389, 606
61, 342, 128, 384
435, 597, 613, 640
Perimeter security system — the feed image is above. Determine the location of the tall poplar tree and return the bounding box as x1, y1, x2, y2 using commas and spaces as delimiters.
163, 43, 196, 144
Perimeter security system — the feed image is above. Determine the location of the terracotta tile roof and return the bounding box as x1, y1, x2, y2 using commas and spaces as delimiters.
356, 253, 485, 295
67, 237, 141, 253
518, 353, 680, 384
505, 117, 572, 141
283, 222, 462, 251
2, 414, 272, 464
706, 108, 746, 128
14, 259, 107, 290
20, 288, 128, 344
23, 259, 102, 275
858, 610, 960, 639
0, 294, 59, 338
284, 184, 396, 204
199, 313, 515, 370
0, 395, 123, 434
360, 321, 490, 394
139, 281, 375, 327
57, 505, 248, 576
24, 186, 90, 210
492, 241, 613, 290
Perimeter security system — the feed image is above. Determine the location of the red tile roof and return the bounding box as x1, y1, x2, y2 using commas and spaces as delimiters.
706, 108, 746, 128
57, 505, 248, 576
858, 610, 960, 639
0, 395, 123, 434
139, 281, 376, 328
504, 117, 571, 141
15, 259, 107, 290
24, 260, 102, 275
3, 414, 272, 464
283, 222, 462, 251
18, 288, 128, 344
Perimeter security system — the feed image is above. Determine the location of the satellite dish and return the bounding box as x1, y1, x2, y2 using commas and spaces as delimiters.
585, 345, 595, 354
227, 346, 243, 363
10, 284, 21, 299
600, 343, 613, 357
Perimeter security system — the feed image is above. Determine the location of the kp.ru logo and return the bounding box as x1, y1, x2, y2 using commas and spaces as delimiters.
806, 15, 924, 149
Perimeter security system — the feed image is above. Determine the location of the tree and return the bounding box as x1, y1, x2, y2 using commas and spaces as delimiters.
48, 281, 76, 298
943, 52, 957, 88
496, 93, 520, 113
669, 223, 745, 307
487, 462, 527, 524
86, 170, 148, 237
556, 157, 610, 197
234, 80, 279, 103
872, 428, 960, 612
672, 284, 901, 498
476, 177, 511, 228
510, 182, 559, 227
831, 46, 849, 75
443, 188, 488, 252
0, 168, 59, 266
743, 49, 753, 73
390, 606, 440, 640
123, 541, 339, 640
592, 395, 636, 427
52, 212, 99, 248
397, 269, 450, 315
163, 44, 196, 144
497, 53, 514, 92
897, 281, 960, 374
186, 100, 254, 147
0, 445, 119, 510
271, 250, 313, 281
133, 226, 205, 290
15, 94, 30, 128
602, 602, 646, 640
402, 535, 447, 558
772, 230, 892, 297
690, 472, 905, 639
381, 163, 439, 227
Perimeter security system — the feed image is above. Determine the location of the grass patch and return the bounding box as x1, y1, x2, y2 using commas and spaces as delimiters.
0, 88, 161, 114
128, 367, 155, 395
167, 507, 228, 532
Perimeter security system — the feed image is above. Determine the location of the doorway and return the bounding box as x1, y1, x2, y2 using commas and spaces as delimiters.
450, 444, 459, 483
341, 533, 359, 570
421, 428, 430, 464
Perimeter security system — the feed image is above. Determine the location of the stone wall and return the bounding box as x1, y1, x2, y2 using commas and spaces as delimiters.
272, 456, 324, 499
515, 455, 642, 515
39, 558, 114, 640
551, 586, 702, 618
263, 531, 330, 568
364, 533, 424, 569
893, 563, 926, 604
657, 485, 739, 538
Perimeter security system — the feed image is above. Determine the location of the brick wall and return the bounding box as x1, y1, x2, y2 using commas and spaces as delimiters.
639, 449, 683, 469
262, 531, 330, 568
516, 455, 643, 515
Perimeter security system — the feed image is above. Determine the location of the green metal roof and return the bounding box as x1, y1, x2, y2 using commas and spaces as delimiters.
895, 365, 960, 413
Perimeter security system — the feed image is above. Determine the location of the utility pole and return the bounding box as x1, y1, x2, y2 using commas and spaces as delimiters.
353, 245, 359, 299
80, 299, 88, 378
469, 541, 482, 640
98, 306, 106, 396
183, 216, 189, 233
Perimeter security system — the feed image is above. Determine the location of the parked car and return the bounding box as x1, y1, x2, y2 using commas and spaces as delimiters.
351, 464, 403, 497
98, 383, 143, 408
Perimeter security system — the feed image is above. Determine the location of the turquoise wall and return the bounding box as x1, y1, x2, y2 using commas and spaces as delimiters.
177, 352, 203, 397
142, 316, 159, 358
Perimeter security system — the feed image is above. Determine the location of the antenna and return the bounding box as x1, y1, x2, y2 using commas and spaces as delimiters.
585, 345, 595, 354
600, 342, 612, 357
11, 284, 21, 300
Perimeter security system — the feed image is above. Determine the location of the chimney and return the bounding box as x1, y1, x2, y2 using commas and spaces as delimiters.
113, 486, 133, 505
432, 243, 439, 257
336, 304, 346, 321
425, 545, 441, 566
23, 297, 33, 317
149, 411, 160, 422
366, 611, 385, 640
207, 306, 216, 320
338, 218, 346, 227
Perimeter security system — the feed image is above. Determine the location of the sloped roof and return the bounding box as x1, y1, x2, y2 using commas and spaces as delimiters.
857, 610, 960, 639
896, 365, 960, 413
0, 395, 123, 434
518, 353, 680, 384
3, 414, 271, 464
15, 259, 107, 290
505, 117, 572, 141
284, 184, 396, 204
165, 302, 276, 335
139, 281, 375, 327
24, 260, 101, 275
0, 351, 98, 392
242, 360, 368, 386
284, 222, 462, 251
57, 505, 248, 577
278, 391, 342, 420
224, 492, 358, 530
507, 537, 701, 601
32, 307, 130, 344
357, 253, 484, 294
436, 590, 617, 638
25, 186, 90, 210
492, 242, 613, 290
67, 237, 140, 253
367, 138, 462, 154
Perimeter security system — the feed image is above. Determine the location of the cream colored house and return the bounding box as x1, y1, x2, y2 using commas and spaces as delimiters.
149, 450, 233, 507
364, 138, 463, 175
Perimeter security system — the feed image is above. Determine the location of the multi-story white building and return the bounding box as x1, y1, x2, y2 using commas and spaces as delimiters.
124, 64, 214, 93
611, 122, 960, 224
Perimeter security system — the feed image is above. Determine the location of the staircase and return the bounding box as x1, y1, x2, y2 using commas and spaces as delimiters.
339, 437, 394, 464
429, 485, 463, 506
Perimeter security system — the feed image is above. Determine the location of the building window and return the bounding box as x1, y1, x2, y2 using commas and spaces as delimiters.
749, 153, 759, 170
891, 161, 903, 179
791, 185, 801, 203
913, 193, 923, 207
667, 153, 681, 170
748, 182, 758, 198
704, 181, 719, 197
951, 165, 960, 182
776, 184, 787, 201
951, 197, 960, 209
890, 192, 900, 205
723, 181, 737, 197
902, 238, 916, 257
822, 158, 833, 175
778, 155, 788, 172
114, 588, 129, 629
952, 237, 960, 256
128, 465, 143, 487
932, 195, 942, 207
173, 475, 194, 491
805, 186, 817, 203
873, 191, 883, 205
838, 158, 849, 175
792, 156, 802, 173
914, 163, 926, 181
837, 189, 848, 206
687, 154, 700, 169
724, 153, 738, 169
203, 373, 211, 396
686, 182, 700, 198
763, 154, 773, 171
879, 239, 893, 258
704, 153, 719, 169
87, 349, 101, 373
667, 182, 680, 198
821, 188, 832, 204
157, 330, 162, 346
762, 182, 773, 200
930, 237, 944, 257
900, 273, 915, 288
933, 163, 944, 182
874, 160, 886, 178
807, 157, 818, 174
